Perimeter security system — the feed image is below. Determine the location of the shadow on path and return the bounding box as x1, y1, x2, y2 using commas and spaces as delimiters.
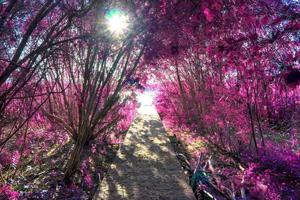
93, 113, 195, 200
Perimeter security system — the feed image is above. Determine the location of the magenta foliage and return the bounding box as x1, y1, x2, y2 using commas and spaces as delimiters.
1, 0, 300, 199
80, 159, 94, 190
115, 99, 138, 133
0, 150, 12, 169
152, 1, 300, 198
0, 185, 20, 200
244, 143, 300, 200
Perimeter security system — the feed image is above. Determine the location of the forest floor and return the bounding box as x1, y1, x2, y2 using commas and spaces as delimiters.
93, 108, 195, 200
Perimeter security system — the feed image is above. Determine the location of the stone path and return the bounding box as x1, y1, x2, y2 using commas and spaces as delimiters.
94, 109, 195, 200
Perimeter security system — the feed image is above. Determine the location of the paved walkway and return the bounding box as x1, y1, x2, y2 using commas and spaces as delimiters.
94, 105, 195, 200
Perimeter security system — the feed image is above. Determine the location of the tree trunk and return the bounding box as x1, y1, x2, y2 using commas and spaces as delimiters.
247, 103, 258, 153
63, 138, 85, 183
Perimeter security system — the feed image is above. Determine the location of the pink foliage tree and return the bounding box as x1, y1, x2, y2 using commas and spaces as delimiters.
0, 0, 299, 199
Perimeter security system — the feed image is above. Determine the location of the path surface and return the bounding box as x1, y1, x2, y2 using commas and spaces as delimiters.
94, 104, 195, 200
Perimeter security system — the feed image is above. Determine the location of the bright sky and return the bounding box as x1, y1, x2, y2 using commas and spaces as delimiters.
137, 89, 157, 115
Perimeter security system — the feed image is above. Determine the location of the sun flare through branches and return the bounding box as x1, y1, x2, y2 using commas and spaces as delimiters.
105, 9, 129, 36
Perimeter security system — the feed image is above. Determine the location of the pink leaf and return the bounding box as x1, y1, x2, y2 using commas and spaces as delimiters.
203, 8, 214, 22
261, 16, 269, 25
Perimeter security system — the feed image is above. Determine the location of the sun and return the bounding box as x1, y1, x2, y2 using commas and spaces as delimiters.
105, 9, 129, 36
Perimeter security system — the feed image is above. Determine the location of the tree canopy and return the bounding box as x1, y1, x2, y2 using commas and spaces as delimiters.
0, 0, 299, 199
